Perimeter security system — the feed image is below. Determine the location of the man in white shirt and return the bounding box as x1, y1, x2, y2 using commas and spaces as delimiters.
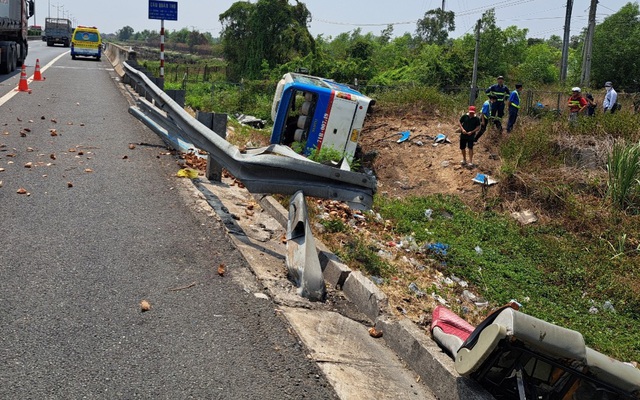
603, 81, 618, 114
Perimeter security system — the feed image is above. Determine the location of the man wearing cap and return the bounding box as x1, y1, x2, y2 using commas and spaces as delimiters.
568, 87, 588, 123
459, 106, 481, 167
603, 81, 618, 114
506, 84, 523, 133
485, 76, 510, 132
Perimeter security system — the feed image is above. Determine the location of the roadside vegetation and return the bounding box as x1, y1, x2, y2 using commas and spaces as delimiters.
114, 0, 640, 361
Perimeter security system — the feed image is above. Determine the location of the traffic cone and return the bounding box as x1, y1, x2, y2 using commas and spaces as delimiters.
16, 64, 31, 93
33, 59, 45, 81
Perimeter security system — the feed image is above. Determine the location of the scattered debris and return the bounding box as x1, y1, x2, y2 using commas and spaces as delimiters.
129, 143, 136, 150
236, 113, 266, 129
368, 327, 383, 338
176, 168, 199, 179
472, 173, 498, 186
84, 168, 93, 173
49, 129, 58, 136
408, 282, 426, 298
217, 263, 226, 276
24, 162, 33, 168
434, 133, 451, 144
140, 300, 151, 312
16, 188, 28, 194
397, 130, 411, 143
50, 154, 56, 160
511, 210, 538, 225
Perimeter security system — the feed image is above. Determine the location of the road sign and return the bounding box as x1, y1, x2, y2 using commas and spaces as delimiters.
149, 1, 178, 21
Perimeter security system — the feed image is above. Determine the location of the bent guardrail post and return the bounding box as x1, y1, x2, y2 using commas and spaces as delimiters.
122, 61, 377, 209
286, 191, 326, 301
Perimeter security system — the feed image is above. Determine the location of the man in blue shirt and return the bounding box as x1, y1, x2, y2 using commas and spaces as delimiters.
603, 81, 618, 114
506, 84, 523, 133
485, 76, 509, 132
474, 95, 496, 143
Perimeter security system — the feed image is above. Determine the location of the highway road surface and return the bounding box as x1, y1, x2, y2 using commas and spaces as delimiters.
0, 41, 338, 399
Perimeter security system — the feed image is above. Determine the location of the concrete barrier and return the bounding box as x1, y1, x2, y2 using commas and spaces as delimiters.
105, 42, 136, 77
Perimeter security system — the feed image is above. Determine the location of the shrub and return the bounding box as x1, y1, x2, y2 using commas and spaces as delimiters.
607, 140, 640, 211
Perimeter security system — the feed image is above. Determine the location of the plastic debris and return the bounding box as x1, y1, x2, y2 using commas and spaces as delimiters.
434, 133, 451, 144
236, 113, 266, 129
441, 161, 450, 167
424, 209, 433, 220
462, 290, 477, 302
472, 173, 498, 186
589, 306, 599, 314
443, 277, 455, 286
415, 140, 424, 146
603, 301, 616, 313
397, 130, 411, 143
408, 282, 426, 298
475, 245, 483, 255
511, 210, 538, 225
432, 293, 448, 305
176, 168, 199, 179
370, 276, 384, 285
425, 242, 449, 256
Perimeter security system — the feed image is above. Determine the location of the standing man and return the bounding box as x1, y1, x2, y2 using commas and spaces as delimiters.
603, 81, 618, 114
475, 95, 496, 143
486, 76, 510, 132
568, 87, 588, 123
506, 84, 523, 133
459, 106, 481, 167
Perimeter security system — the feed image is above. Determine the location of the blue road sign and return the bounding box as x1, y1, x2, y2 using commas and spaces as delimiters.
149, 1, 178, 21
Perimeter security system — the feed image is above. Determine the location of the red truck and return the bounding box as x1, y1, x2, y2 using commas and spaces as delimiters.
0, 0, 35, 74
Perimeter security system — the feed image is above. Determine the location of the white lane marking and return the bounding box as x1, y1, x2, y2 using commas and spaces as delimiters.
0, 51, 70, 107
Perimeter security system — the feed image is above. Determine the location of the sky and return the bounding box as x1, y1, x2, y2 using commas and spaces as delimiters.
35, 0, 634, 39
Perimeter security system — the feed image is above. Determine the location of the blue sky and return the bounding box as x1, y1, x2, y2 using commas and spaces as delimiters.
36, 0, 633, 39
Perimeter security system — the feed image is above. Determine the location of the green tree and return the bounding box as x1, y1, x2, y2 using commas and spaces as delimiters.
117, 25, 134, 41
516, 43, 560, 85
219, 0, 314, 80
416, 9, 455, 45
591, 2, 640, 90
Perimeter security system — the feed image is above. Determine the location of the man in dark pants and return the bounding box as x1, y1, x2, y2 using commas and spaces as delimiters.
475, 95, 496, 143
486, 76, 509, 132
459, 106, 481, 167
506, 84, 523, 133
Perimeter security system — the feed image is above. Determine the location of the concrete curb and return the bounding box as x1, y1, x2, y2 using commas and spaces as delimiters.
255, 194, 493, 400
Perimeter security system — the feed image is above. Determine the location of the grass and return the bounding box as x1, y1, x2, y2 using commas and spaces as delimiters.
607, 139, 640, 211
373, 193, 640, 361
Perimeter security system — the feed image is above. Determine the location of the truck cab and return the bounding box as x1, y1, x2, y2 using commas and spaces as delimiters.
270, 73, 374, 163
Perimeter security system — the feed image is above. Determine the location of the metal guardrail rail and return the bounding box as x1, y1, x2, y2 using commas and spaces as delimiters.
122, 61, 377, 210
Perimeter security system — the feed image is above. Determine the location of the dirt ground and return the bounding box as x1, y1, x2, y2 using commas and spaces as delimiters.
359, 111, 504, 203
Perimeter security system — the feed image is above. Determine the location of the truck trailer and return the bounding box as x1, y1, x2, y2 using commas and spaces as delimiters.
44, 17, 72, 47
0, 0, 34, 74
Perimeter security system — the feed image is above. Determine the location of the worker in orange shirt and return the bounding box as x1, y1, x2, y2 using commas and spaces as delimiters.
567, 87, 588, 124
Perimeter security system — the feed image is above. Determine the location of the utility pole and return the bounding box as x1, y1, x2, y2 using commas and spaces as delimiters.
441, 0, 445, 11
559, 0, 573, 82
581, 0, 598, 87
469, 18, 481, 106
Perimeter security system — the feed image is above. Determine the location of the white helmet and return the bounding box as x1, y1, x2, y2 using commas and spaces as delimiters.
572, 87, 581, 92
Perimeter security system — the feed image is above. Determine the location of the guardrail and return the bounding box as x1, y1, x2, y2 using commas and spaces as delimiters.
121, 60, 377, 209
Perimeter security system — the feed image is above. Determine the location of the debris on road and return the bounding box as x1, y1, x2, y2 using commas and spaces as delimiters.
16, 188, 28, 194
176, 168, 199, 179
67, 182, 73, 188
49, 129, 58, 136
129, 143, 136, 150
24, 162, 32, 168
368, 327, 383, 338
217, 263, 226, 276
84, 168, 93, 173
140, 300, 151, 312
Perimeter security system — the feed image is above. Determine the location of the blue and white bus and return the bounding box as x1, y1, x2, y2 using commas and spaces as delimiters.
270, 73, 374, 162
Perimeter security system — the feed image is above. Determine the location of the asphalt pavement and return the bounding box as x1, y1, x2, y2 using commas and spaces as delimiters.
0, 43, 337, 399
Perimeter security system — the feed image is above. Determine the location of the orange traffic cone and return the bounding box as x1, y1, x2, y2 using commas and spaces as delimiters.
16, 64, 31, 93
33, 59, 45, 81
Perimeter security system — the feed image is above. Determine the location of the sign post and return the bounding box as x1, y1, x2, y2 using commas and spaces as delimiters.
148, 1, 178, 81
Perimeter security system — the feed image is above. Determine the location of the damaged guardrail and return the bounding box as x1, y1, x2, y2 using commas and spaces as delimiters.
122, 61, 377, 210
